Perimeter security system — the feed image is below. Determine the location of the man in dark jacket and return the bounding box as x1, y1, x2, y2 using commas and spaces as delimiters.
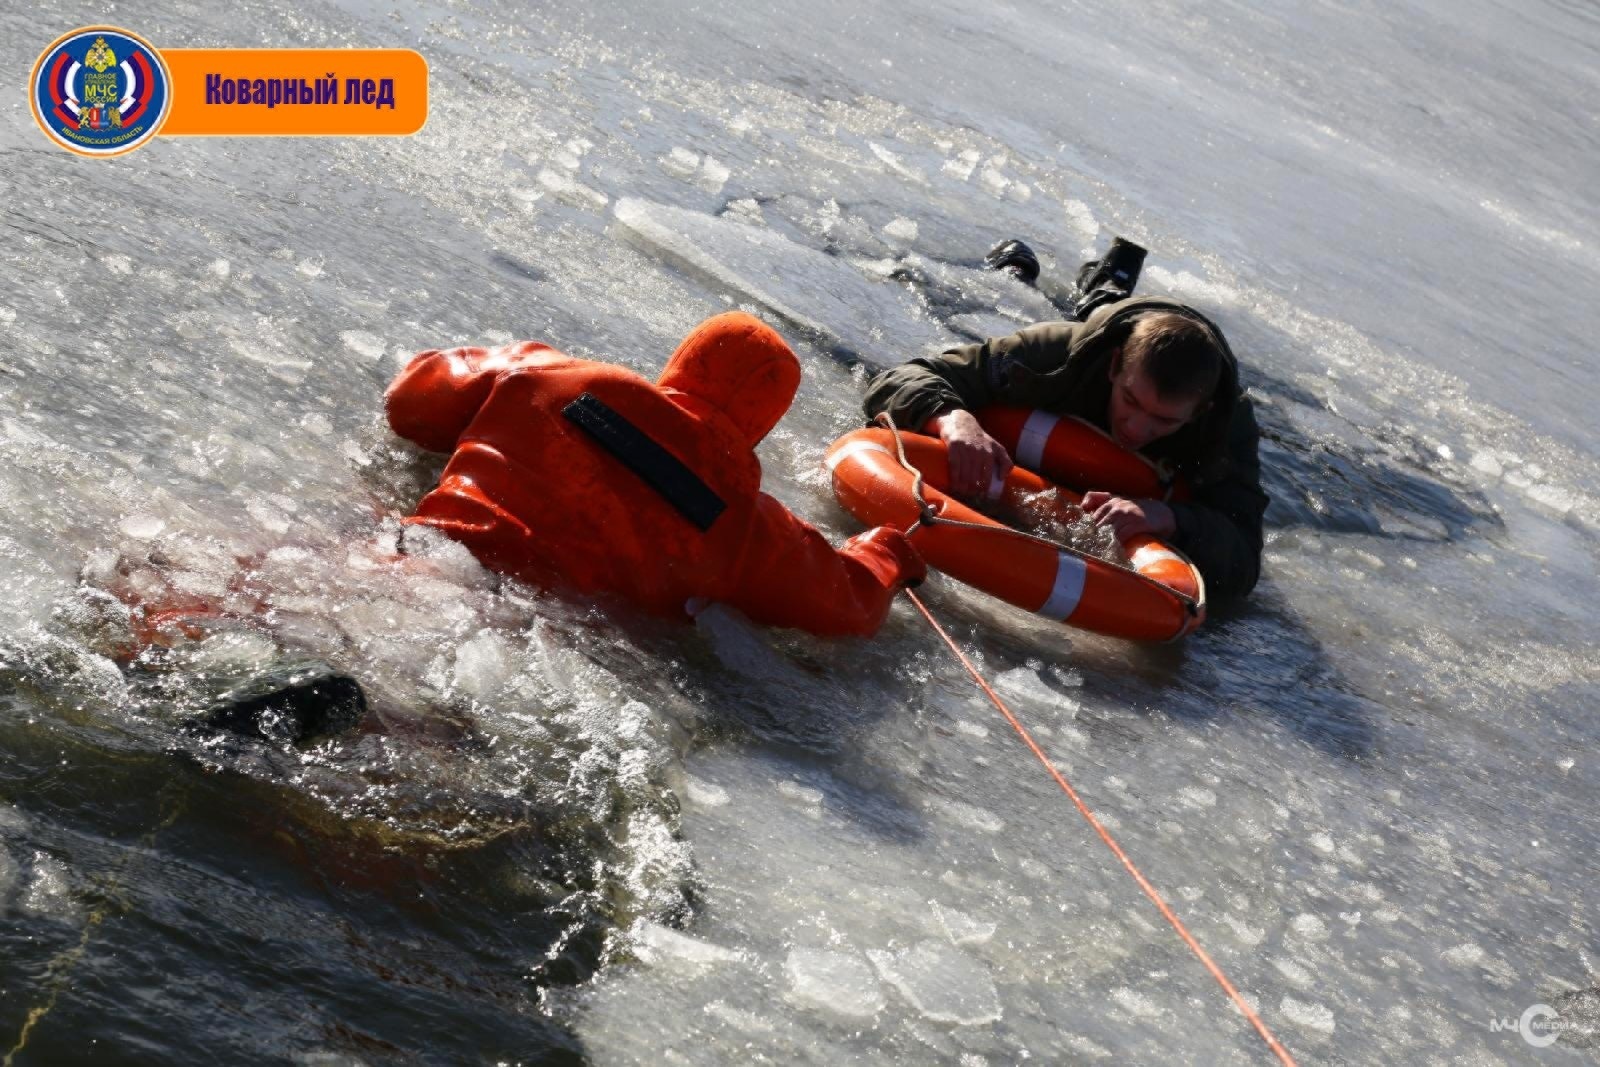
863, 239, 1268, 601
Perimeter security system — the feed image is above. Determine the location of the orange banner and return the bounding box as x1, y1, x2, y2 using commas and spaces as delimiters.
159, 49, 427, 136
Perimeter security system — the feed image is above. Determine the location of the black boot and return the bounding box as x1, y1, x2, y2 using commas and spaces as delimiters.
1073, 236, 1147, 307
984, 238, 1041, 287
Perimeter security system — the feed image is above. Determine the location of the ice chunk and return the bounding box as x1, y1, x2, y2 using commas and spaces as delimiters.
660, 146, 701, 179
21, 852, 78, 919
697, 156, 730, 194
723, 199, 765, 227
1111, 987, 1164, 1019
993, 667, 1066, 709
1290, 913, 1329, 940
119, 514, 167, 539
785, 948, 885, 1018
1280, 995, 1336, 1034
611, 198, 952, 365
684, 776, 729, 807
931, 901, 996, 946
1222, 914, 1265, 947
452, 631, 516, 702
1062, 198, 1099, 238
1468, 451, 1503, 478
339, 330, 387, 362
869, 941, 1002, 1025
776, 780, 824, 817
632, 921, 746, 969
868, 142, 927, 184
882, 217, 919, 243
927, 796, 1004, 834
978, 166, 1010, 196
1273, 959, 1315, 988
538, 168, 608, 211
703, 1000, 775, 1033
1442, 943, 1484, 966
943, 149, 980, 181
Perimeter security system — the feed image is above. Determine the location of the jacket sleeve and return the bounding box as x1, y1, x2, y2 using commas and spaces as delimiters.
1168, 394, 1269, 600
384, 342, 557, 453
862, 322, 1080, 430
720, 495, 924, 637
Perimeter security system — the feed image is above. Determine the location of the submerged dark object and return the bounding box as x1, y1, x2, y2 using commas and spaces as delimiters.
984, 237, 1041, 286
179, 662, 366, 748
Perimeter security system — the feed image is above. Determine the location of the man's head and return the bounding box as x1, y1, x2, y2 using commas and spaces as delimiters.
1106, 312, 1223, 450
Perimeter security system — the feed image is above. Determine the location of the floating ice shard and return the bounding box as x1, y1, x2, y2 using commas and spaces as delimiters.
21, 851, 78, 920
930, 901, 996, 946
339, 330, 387, 362
1280, 995, 1336, 1034
869, 941, 1002, 1025
785, 948, 885, 1018
632, 921, 747, 970
611, 197, 952, 368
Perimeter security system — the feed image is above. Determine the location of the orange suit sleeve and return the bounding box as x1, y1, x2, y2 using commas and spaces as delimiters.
722, 495, 925, 637
384, 342, 559, 453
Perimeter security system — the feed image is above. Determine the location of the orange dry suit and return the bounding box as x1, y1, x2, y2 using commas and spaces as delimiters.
385, 312, 924, 636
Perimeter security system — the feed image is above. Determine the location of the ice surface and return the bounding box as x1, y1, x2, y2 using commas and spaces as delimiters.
868, 942, 1002, 1025
785, 948, 885, 1018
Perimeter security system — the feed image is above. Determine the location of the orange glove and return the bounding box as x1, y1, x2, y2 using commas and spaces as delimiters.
843, 526, 927, 589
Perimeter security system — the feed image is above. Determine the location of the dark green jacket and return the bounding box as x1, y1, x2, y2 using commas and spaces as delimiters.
862, 295, 1268, 600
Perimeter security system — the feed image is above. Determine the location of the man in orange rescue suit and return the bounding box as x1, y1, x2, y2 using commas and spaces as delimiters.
385, 311, 926, 636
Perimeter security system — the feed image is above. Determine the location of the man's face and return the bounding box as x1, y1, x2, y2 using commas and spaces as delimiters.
1107, 353, 1207, 451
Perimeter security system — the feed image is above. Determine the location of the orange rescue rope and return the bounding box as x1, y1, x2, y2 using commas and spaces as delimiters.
904, 588, 1297, 1066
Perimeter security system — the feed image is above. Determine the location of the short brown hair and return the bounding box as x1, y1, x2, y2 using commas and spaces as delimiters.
1121, 312, 1223, 400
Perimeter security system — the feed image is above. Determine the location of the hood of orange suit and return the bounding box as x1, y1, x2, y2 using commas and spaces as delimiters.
657, 312, 800, 448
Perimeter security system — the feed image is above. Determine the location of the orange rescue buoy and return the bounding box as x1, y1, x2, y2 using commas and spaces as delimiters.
975, 406, 1191, 503
826, 418, 1205, 642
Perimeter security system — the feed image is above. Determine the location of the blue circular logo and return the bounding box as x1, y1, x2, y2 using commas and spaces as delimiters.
31, 26, 171, 157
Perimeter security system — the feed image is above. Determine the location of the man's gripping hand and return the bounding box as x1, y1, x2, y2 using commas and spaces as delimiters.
926, 408, 1013, 501
1083, 492, 1176, 543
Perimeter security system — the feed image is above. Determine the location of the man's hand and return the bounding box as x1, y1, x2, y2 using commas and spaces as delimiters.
1082, 491, 1176, 543
926, 408, 1013, 500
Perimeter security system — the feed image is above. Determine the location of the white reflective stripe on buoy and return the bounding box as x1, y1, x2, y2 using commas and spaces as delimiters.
825, 440, 892, 472
1016, 410, 1059, 471
1131, 545, 1185, 569
1037, 551, 1088, 621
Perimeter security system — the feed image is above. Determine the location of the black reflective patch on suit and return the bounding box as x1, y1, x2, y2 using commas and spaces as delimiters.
562, 392, 727, 532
